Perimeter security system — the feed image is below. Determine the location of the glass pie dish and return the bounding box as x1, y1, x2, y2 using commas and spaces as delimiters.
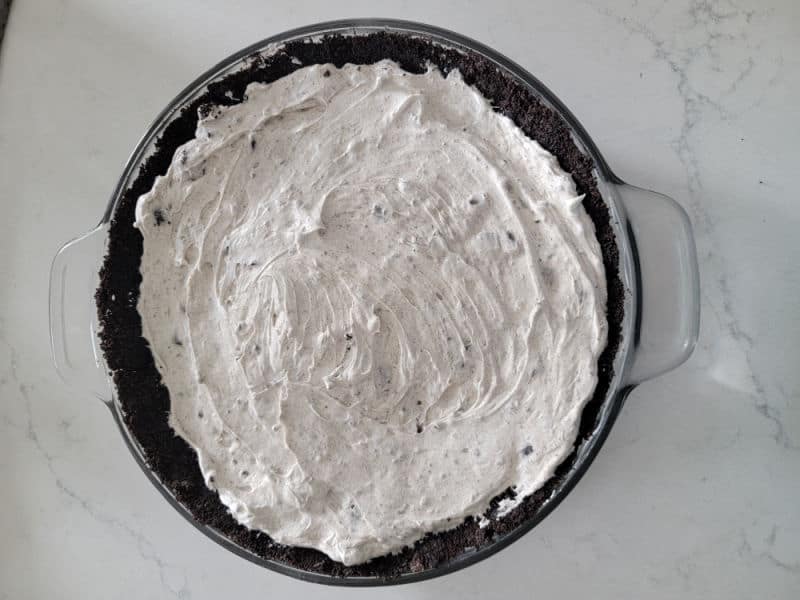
48, 19, 700, 586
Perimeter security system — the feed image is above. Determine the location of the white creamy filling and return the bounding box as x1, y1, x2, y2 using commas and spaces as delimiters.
135, 61, 607, 565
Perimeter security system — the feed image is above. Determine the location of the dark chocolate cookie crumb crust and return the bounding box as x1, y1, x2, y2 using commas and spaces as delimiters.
96, 32, 623, 579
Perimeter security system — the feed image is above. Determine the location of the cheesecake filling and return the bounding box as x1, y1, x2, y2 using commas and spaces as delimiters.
135, 60, 607, 565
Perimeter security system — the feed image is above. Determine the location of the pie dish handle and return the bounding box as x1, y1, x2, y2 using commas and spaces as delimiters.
616, 184, 700, 386
49, 225, 114, 404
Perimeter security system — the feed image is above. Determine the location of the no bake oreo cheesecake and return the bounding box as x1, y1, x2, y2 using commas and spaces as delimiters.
97, 32, 623, 577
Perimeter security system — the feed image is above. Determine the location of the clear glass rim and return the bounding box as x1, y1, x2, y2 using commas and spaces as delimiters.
95, 18, 637, 586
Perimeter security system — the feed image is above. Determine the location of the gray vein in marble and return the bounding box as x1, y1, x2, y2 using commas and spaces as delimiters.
739, 527, 800, 574
0, 322, 192, 600
588, 0, 796, 450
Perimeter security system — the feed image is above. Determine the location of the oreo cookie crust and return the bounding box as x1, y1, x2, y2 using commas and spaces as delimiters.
96, 31, 623, 579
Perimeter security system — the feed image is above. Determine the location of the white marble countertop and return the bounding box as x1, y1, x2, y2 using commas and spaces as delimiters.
1, 0, 797, 598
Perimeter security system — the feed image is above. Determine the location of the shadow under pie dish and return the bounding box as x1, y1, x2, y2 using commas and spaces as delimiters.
49, 19, 699, 586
